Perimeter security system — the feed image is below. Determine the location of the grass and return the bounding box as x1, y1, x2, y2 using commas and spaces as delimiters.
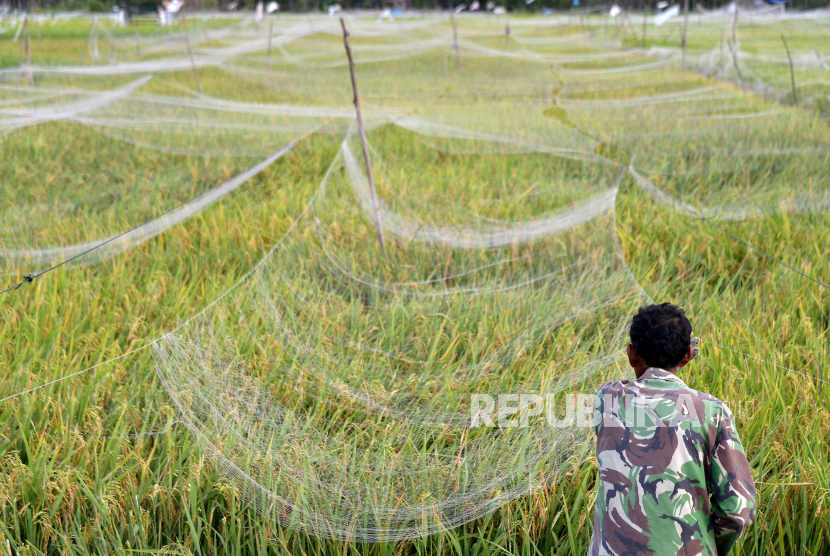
1, 13, 829, 555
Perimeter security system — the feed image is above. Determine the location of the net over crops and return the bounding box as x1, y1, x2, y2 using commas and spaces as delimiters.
2, 9, 829, 545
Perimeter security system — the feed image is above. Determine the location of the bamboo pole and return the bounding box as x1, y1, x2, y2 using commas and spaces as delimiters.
181, 10, 202, 95
79, 28, 87, 64
450, 10, 462, 68
340, 18, 387, 259
16, 17, 24, 86
107, 22, 116, 63
781, 34, 797, 106
25, 15, 32, 85
730, 7, 743, 89
625, 11, 640, 44
621, 11, 626, 42
681, 0, 688, 68
815, 49, 830, 70
728, 38, 744, 90
267, 21, 273, 72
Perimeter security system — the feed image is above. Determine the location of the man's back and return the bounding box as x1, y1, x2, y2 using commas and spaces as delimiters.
589, 367, 756, 556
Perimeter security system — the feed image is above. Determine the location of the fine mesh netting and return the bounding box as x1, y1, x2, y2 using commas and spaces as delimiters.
154, 123, 646, 541
3, 9, 830, 542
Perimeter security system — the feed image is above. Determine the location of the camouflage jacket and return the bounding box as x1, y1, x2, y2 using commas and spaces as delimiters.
589, 368, 756, 556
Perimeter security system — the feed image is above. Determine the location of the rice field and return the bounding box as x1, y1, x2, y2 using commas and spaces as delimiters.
1, 9, 829, 555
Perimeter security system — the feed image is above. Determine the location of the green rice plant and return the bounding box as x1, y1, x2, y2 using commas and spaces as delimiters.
1, 15, 828, 555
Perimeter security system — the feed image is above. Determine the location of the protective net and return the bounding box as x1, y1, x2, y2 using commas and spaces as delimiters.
153, 122, 646, 541
3, 9, 829, 542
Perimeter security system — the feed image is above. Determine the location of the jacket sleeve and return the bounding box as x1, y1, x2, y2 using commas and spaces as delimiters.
709, 406, 757, 555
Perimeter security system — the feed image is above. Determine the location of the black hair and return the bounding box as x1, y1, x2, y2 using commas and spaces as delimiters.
629, 303, 693, 370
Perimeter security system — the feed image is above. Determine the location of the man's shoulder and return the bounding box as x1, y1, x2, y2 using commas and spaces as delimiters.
596, 379, 628, 396
595, 376, 734, 419
677, 385, 734, 416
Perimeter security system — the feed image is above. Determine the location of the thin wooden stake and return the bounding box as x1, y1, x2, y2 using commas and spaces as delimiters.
728, 38, 744, 90
625, 11, 640, 44
135, 26, 140, 57
267, 21, 273, 72
107, 22, 116, 63
642, 4, 647, 49
681, 0, 688, 68
505, 21, 510, 47
450, 10, 462, 68
815, 48, 829, 70
340, 18, 387, 260
621, 11, 626, 43
181, 10, 202, 95
92, 16, 99, 64
719, 29, 724, 77
730, 7, 743, 89
781, 34, 797, 106
16, 17, 24, 86
25, 15, 32, 85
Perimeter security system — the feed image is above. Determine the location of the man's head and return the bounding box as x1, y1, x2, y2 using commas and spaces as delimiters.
627, 303, 693, 375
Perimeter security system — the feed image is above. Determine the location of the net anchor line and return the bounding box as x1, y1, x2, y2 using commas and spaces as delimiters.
0, 141, 297, 290
1, 101, 353, 291
0, 140, 345, 404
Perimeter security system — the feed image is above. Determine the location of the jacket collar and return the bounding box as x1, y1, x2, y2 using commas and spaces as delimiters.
638, 367, 687, 386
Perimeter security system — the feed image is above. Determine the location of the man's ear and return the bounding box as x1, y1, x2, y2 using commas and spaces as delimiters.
676, 345, 694, 369
626, 343, 637, 368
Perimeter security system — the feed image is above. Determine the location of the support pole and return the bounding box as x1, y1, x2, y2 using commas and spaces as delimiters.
728, 37, 744, 89
815, 48, 829, 70
267, 21, 273, 72
25, 15, 32, 85
79, 18, 93, 65
505, 21, 510, 47
642, 4, 647, 49
450, 10, 462, 68
340, 18, 387, 260
781, 34, 797, 106
621, 11, 626, 43
92, 16, 99, 64
681, 0, 688, 68
182, 10, 202, 95
107, 22, 117, 63
730, 7, 743, 89
135, 26, 140, 57
626, 11, 640, 44
16, 17, 24, 86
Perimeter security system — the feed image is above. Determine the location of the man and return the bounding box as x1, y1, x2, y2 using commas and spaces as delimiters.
590, 303, 756, 555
